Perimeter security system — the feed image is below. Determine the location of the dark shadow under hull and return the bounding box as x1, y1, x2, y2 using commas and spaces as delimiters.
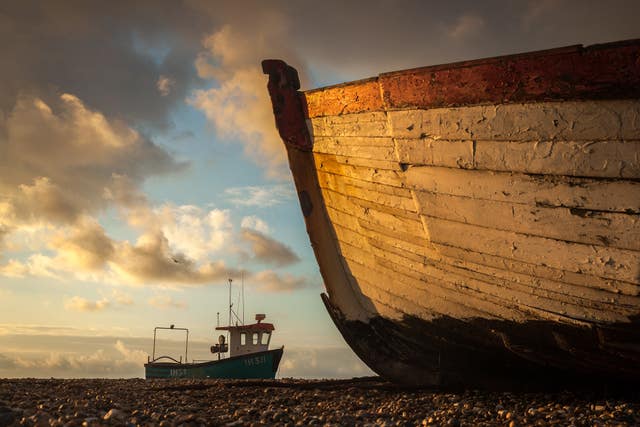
322, 294, 640, 390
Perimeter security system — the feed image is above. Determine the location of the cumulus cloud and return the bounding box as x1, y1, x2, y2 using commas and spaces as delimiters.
112, 231, 241, 285
0, 93, 184, 232
241, 229, 300, 267
157, 205, 233, 262
224, 184, 294, 207
188, 18, 302, 179
252, 270, 308, 293
241, 216, 270, 234
65, 296, 111, 312
148, 295, 187, 309
51, 219, 115, 271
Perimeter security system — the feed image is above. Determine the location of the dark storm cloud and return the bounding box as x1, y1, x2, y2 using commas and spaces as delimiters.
189, 0, 640, 87
0, 0, 208, 129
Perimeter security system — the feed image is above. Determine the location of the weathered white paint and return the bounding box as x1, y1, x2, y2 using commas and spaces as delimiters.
404, 166, 640, 213
414, 191, 640, 250
310, 111, 388, 137
306, 97, 640, 327
329, 203, 635, 323
423, 216, 638, 284
386, 100, 640, 142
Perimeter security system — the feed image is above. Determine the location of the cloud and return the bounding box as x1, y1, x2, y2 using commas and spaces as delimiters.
148, 295, 187, 309
0, 93, 184, 231
224, 184, 294, 207
157, 205, 233, 262
278, 346, 374, 379
0, 339, 148, 377
64, 296, 111, 312
447, 14, 485, 39
51, 219, 115, 271
111, 290, 134, 306
241, 228, 300, 267
0, 254, 61, 279
189, 19, 302, 179
0, 1, 206, 129
252, 270, 308, 293
156, 75, 175, 96
241, 216, 270, 234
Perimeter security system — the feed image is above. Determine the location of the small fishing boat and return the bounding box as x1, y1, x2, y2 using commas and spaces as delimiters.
145, 280, 284, 379
262, 39, 640, 387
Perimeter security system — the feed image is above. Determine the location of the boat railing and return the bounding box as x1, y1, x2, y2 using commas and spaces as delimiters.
151, 325, 189, 364
147, 355, 183, 364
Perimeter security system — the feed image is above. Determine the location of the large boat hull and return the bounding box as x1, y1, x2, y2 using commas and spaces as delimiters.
263, 40, 640, 387
144, 348, 284, 379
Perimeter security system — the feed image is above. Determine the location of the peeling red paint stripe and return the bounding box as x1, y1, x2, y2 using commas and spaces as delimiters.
303, 39, 640, 118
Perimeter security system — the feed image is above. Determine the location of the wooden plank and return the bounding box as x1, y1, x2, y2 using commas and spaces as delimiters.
324, 193, 640, 297
346, 215, 639, 309
314, 153, 405, 187
379, 42, 640, 109
314, 135, 395, 149
388, 100, 640, 142
317, 170, 412, 199
340, 242, 523, 321
325, 201, 425, 238
366, 239, 609, 325
313, 138, 396, 160
313, 152, 402, 172
364, 231, 639, 319
395, 138, 474, 169
475, 139, 640, 179
320, 185, 418, 215
423, 216, 640, 284
350, 273, 437, 321
405, 166, 640, 213
336, 224, 588, 324
304, 78, 382, 118
432, 242, 640, 298
310, 111, 388, 137
414, 191, 640, 251
395, 138, 640, 179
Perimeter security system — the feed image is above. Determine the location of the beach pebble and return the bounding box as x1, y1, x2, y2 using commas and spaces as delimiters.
0, 378, 638, 426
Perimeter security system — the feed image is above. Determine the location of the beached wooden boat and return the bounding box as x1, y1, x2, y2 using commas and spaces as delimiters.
263, 40, 640, 387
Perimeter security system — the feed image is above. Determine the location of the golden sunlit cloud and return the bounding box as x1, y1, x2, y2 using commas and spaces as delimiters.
241, 228, 300, 267
252, 270, 308, 293
65, 296, 111, 312
189, 18, 303, 180
148, 295, 187, 310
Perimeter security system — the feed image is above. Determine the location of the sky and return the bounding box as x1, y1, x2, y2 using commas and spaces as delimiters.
0, 0, 639, 379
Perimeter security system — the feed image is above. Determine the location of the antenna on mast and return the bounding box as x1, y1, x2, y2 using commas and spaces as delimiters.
241, 271, 245, 325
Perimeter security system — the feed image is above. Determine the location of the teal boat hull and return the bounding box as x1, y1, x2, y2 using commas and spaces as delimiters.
144, 348, 284, 379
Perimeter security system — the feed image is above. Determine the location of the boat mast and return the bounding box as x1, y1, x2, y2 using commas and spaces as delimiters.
228, 278, 232, 328
241, 271, 245, 325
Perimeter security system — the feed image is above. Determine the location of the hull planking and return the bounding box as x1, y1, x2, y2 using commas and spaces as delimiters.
263, 40, 640, 387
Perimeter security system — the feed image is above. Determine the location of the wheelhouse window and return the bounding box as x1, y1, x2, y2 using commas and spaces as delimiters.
240, 333, 246, 345
252, 332, 259, 345
261, 332, 270, 345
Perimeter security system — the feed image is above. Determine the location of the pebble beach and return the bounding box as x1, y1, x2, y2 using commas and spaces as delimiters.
1, 377, 639, 426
